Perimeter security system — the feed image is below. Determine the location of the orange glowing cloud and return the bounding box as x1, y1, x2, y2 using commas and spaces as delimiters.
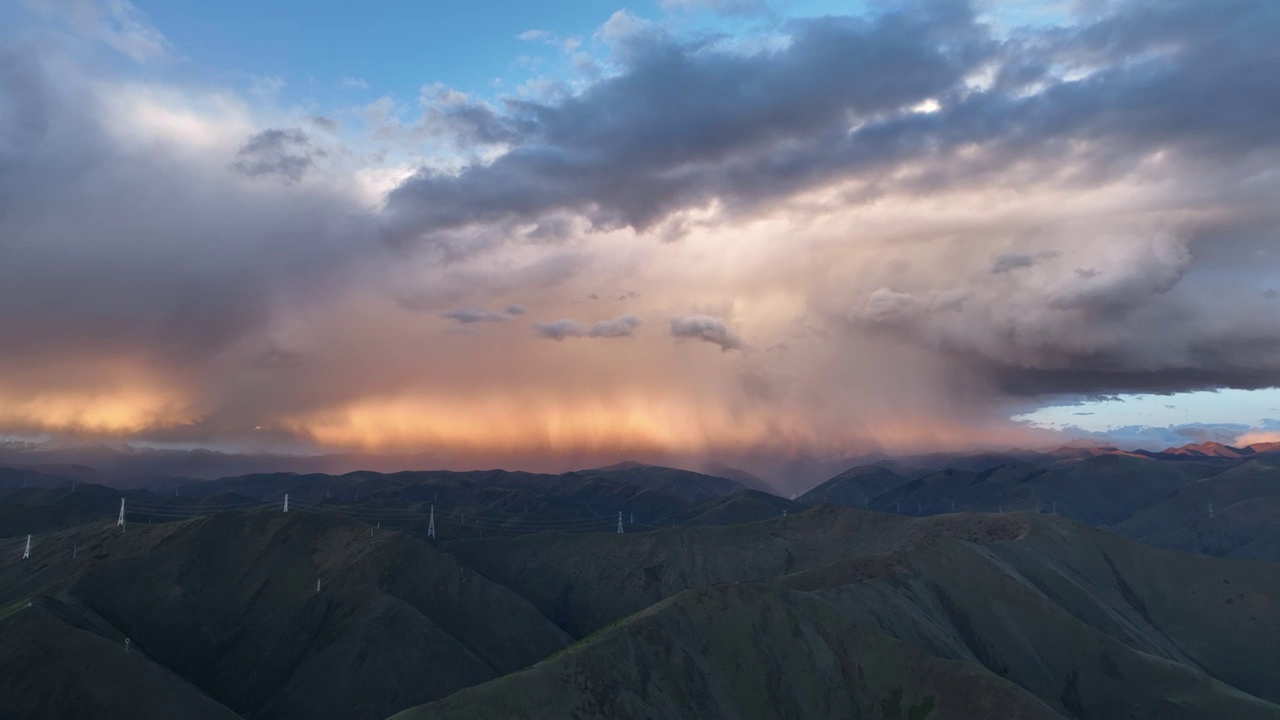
273, 388, 1042, 462
0, 387, 198, 436
1235, 430, 1280, 447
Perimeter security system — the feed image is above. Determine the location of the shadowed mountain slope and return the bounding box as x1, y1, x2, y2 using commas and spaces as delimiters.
1117, 456, 1280, 560
0, 512, 571, 720
431, 507, 1280, 719
2, 492, 1278, 718
797, 464, 913, 507
0, 597, 241, 720
392, 583, 1065, 720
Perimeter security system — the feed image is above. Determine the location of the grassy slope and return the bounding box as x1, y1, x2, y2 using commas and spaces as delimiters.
424, 507, 1280, 719
391, 583, 1063, 720
0, 511, 572, 720
0, 598, 241, 720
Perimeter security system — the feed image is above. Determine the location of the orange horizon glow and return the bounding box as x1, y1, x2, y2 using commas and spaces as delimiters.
0, 387, 199, 436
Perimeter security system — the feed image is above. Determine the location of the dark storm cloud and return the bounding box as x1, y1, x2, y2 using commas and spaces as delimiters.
383, 0, 989, 242
0, 43, 365, 365
230, 128, 325, 183
385, 0, 1280, 242
533, 314, 642, 340
375, 0, 1280, 401
669, 315, 744, 352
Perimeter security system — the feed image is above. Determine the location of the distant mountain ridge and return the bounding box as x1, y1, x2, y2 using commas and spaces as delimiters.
797, 441, 1280, 564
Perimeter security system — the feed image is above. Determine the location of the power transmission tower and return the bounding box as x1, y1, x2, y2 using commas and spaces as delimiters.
617, 511, 624, 534
283, 494, 289, 513
428, 505, 435, 539
23, 534, 31, 560
117, 498, 126, 532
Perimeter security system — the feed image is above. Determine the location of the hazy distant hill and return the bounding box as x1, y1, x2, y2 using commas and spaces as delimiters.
797, 464, 912, 507
799, 443, 1280, 563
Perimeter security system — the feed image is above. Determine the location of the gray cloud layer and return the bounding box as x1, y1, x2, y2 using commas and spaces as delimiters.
381, 0, 1280, 397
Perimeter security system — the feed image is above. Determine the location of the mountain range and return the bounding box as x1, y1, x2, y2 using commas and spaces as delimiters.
0, 441, 1277, 718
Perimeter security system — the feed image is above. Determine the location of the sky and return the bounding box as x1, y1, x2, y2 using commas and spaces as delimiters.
2, 0, 1280, 479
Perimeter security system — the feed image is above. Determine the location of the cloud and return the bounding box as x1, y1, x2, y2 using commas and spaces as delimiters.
534, 315, 642, 340
589, 314, 643, 338
0, 21, 371, 434
340, 76, 369, 90
597, 10, 659, 43
517, 29, 553, 42
249, 75, 285, 99
229, 128, 325, 183
4, 0, 1280, 482
504, 304, 528, 315
441, 307, 512, 324
991, 250, 1059, 274
309, 115, 340, 131
31, 0, 173, 63
852, 230, 1280, 396
669, 315, 744, 351
383, 3, 988, 244
1061, 422, 1259, 449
